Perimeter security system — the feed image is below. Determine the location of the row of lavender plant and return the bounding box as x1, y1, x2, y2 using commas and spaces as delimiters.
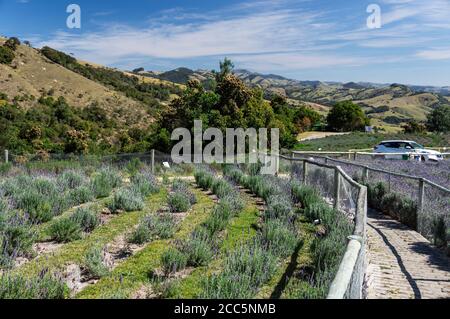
196, 166, 301, 298
127, 178, 193, 246
0, 167, 124, 268
212, 166, 353, 298
0, 166, 161, 298
152, 169, 245, 297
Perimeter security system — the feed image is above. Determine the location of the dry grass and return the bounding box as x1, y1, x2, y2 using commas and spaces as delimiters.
0, 40, 153, 127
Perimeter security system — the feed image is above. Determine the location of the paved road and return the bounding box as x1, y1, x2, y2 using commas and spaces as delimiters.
366, 210, 450, 299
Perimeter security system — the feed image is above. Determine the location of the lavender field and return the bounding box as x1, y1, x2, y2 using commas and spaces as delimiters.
351, 158, 450, 188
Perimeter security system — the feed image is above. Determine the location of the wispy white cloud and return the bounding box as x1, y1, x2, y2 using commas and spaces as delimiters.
416, 48, 450, 60
35, 0, 450, 75
39, 9, 332, 62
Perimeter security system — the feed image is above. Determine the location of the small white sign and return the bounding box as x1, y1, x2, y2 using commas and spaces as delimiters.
163, 162, 171, 169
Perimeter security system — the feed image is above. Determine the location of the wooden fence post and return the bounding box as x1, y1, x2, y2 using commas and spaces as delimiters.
4, 150, 8, 164
303, 161, 308, 185
418, 178, 425, 224
334, 167, 341, 211
151, 149, 155, 174
388, 173, 391, 192
363, 166, 369, 183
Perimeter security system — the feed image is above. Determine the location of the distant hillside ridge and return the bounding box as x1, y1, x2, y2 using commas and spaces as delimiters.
134, 67, 450, 132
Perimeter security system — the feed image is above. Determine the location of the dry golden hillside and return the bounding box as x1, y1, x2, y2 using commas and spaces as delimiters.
0, 37, 153, 128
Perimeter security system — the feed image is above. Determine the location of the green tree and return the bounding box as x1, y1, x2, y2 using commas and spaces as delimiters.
402, 120, 427, 134
4, 37, 21, 51
215, 57, 234, 82
326, 101, 369, 132
427, 105, 450, 133
0, 46, 15, 64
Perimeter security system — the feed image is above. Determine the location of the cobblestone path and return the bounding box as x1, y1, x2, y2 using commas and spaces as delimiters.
366, 210, 450, 299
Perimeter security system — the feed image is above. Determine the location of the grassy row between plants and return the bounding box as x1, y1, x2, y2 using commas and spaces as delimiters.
193, 166, 302, 298
0, 188, 167, 299
0, 167, 124, 268
152, 169, 259, 298
10, 187, 167, 278
159, 170, 245, 273
255, 215, 316, 299
76, 186, 215, 299
224, 166, 353, 299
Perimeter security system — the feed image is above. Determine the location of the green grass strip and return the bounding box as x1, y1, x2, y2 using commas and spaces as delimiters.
76, 187, 215, 299
13, 189, 168, 278
255, 216, 316, 299
35, 197, 110, 242
176, 192, 260, 298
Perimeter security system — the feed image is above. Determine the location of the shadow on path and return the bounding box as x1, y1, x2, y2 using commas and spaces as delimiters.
367, 223, 422, 299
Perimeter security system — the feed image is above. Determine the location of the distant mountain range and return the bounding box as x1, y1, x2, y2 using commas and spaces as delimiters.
138, 67, 450, 96
134, 67, 450, 132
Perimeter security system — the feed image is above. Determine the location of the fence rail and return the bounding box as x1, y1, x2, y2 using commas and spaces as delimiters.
293, 150, 450, 160
292, 151, 450, 245
278, 154, 368, 299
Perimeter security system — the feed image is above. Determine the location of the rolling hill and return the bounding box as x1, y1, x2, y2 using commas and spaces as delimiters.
0, 38, 184, 155
0, 37, 185, 129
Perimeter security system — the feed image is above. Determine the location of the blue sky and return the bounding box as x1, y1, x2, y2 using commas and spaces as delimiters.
1, 0, 450, 86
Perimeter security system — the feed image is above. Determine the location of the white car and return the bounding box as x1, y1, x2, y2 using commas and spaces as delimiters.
374, 140, 444, 161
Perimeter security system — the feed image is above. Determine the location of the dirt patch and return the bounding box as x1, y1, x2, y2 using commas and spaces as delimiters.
105, 234, 146, 268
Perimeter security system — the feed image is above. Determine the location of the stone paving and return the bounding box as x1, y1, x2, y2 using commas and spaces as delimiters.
366, 210, 450, 299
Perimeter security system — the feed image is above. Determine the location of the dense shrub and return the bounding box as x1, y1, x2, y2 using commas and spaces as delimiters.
291, 183, 321, 209
172, 179, 196, 205
168, 192, 191, 213
161, 248, 188, 275
0, 46, 15, 65
181, 230, 214, 267
261, 219, 298, 258
203, 204, 233, 236
427, 105, 450, 133
125, 158, 143, 177
128, 214, 177, 244
130, 171, 159, 197
326, 101, 369, 132
431, 216, 447, 248
0, 272, 67, 299
108, 187, 144, 213
70, 207, 100, 232
212, 179, 233, 199
0, 163, 12, 175
16, 191, 53, 223
84, 245, 110, 279
367, 182, 387, 211
380, 192, 417, 229
0, 213, 36, 268
49, 218, 82, 243
91, 168, 122, 198
265, 195, 293, 220
194, 170, 215, 190
57, 170, 85, 189
67, 186, 94, 206
200, 242, 277, 298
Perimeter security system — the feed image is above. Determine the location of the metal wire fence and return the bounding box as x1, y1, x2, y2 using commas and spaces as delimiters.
293, 152, 450, 245
279, 154, 367, 299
